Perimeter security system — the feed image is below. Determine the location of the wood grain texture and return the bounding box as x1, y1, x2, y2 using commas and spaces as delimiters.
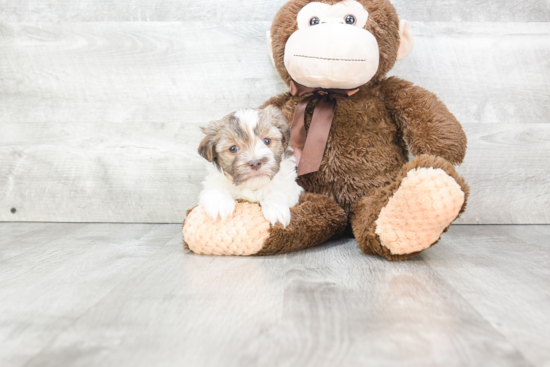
1, 22, 548, 125
391, 22, 550, 125
2, 122, 549, 224
0, 21, 548, 223
423, 225, 550, 367
0, 0, 548, 22
1, 223, 548, 366
392, 0, 550, 22
0, 223, 179, 367
456, 123, 550, 224
0, 222, 86, 262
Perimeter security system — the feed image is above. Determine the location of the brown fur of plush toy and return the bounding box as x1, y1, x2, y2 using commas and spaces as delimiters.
262, 78, 468, 217
270, 0, 402, 85
257, 192, 348, 255
183, 0, 469, 260
261, 0, 469, 260
183, 194, 348, 256
351, 155, 469, 261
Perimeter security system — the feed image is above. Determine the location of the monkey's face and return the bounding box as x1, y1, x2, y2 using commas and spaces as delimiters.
268, 0, 414, 89
285, 0, 379, 89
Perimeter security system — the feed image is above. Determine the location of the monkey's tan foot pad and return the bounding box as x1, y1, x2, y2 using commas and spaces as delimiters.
183, 203, 270, 256
374, 167, 465, 255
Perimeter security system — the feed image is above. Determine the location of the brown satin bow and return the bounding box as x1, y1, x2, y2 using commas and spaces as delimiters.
289, 80, 360, 176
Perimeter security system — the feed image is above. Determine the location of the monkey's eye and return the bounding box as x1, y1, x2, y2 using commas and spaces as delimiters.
263, 138, 271, 146
345, 15, 356, 25
310, 17, 320, 26
229, 145, 239, 154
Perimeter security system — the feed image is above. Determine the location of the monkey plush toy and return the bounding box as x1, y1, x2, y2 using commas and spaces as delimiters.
183, 0, 469, 261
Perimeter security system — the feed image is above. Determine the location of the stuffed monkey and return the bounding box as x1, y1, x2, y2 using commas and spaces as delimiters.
184, 0, 469, 261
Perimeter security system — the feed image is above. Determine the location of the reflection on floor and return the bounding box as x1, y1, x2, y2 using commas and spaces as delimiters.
0, 223, 548, 367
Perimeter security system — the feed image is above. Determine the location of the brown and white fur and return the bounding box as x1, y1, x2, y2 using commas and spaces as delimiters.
185, 0, 469, 261
197, 106, 303, 227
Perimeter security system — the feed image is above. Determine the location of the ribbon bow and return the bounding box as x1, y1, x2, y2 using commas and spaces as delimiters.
289, 80, 359, 176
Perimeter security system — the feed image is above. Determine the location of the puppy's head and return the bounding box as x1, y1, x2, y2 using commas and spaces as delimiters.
198, 106, 291, 186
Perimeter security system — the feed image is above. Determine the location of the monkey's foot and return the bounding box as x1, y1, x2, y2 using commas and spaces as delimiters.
183, 193, 348, 256
375, 167, 465, 256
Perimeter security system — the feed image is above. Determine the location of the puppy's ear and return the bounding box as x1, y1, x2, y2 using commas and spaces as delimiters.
198, 120, 222, 165
262, 105, 290, 146
198, 131, 216, 163
199, 116, 231, 169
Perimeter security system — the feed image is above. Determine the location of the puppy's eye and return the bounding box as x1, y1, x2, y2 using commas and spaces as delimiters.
263, 138, 271, 146
229, 145, 239, 154
345, 15, 356, 25
310, 17, 320, 26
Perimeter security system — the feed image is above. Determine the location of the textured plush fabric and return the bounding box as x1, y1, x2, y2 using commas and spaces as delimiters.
257, 0, 470, 261
270, 0, 402, 86
284, 22, 380, 89
183, 203, 271, 256
185, 0, 470, 261
257, 192, 348, 255
350, 155, 469, 261
183, 193, 347, 256
374, 167, 465, 255
396, 19, 414, 60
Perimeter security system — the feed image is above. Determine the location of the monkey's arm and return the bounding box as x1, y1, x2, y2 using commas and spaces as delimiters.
381, 77, 467, 165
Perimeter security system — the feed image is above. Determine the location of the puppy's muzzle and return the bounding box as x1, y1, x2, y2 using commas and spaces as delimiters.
248, 159, 263, 170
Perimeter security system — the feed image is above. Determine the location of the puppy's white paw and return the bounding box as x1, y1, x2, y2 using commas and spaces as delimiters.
261, 200, 291, 227
200, 192, 236, 221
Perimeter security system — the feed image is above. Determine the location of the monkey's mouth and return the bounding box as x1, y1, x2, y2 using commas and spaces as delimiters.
294, 54, 367, 62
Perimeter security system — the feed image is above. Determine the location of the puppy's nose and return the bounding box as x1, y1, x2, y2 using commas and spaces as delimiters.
248, 159, 262, 170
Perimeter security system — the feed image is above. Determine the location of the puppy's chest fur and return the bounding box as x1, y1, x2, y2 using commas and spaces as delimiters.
281, 91, 409, 215
205, 156, 302, 206
232, 184, 270, 203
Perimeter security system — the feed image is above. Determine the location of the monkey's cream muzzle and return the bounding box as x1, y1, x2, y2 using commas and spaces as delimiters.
284, 23, 380, 90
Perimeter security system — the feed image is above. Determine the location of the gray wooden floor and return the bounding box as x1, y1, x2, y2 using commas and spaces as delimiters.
1, 223, 549, 367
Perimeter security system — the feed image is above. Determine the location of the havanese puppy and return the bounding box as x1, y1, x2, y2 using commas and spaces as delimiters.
197, 106, 303, 227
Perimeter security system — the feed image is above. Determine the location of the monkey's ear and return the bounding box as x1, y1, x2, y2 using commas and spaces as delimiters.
397, 20, 414, 61
198, 131, 216, 163
266, 30, 276, 67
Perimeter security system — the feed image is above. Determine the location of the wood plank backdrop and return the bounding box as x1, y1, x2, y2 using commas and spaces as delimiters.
0, 1, 549, 223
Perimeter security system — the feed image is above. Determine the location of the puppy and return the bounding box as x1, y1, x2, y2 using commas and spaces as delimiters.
197, 106, 303, 227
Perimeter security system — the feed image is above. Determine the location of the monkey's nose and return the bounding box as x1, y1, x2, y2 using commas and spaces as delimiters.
248, 159, 262, 170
